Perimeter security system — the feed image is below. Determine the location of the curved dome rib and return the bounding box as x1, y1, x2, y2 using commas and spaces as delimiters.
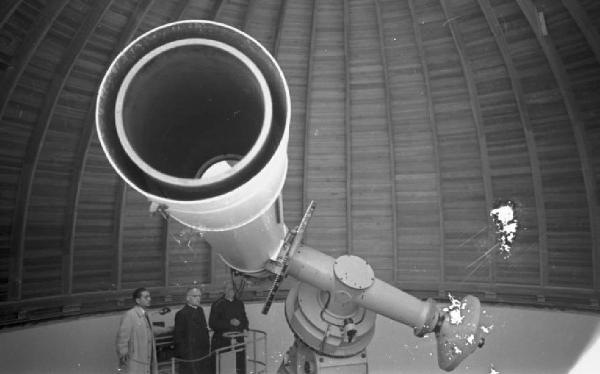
518, 0, 599, 289
407, 0, 446, 284
374, 0, 400, 283
478, 0, 548, 289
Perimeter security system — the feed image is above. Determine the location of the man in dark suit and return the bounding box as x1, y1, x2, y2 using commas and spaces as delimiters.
174, 287, 211, 374
209, 282, 249, 374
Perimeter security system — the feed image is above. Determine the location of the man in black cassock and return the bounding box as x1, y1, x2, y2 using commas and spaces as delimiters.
174, 287, 211, 374
209, 282, 249, 374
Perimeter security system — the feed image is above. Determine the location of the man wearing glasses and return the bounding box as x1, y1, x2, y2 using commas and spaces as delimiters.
174, 287, 211, 374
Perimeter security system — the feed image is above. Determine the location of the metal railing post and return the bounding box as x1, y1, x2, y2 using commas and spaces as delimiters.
253, 330, 257, 374
263, 331, 267, 374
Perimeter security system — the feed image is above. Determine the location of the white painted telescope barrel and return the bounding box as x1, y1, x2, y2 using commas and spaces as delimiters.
95, 21, 290, 273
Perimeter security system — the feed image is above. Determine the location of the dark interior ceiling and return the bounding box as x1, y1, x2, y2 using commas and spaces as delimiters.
1, 0, 599, 327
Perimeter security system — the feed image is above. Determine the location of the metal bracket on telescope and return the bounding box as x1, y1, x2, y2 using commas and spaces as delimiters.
261, 200, 316, 315
149, 202, 170, 220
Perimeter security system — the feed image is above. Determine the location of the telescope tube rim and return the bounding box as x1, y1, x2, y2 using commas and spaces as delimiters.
113, 37, 273, 188
96, 20, 291, 202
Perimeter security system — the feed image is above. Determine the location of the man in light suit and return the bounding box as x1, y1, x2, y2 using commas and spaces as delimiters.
116, 287, 158, 374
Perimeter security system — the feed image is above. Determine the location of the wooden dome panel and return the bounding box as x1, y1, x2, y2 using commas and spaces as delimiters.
0, 0, 599, 326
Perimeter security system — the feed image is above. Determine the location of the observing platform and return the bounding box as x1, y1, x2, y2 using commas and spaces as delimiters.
156, 329, 267, 374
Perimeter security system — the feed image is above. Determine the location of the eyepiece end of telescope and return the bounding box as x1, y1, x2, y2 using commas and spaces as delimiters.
435, 295, 483, 371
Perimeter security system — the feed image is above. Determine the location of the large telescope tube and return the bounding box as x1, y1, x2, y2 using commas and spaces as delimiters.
96, 21, 290, 273
96, 20, 483, 372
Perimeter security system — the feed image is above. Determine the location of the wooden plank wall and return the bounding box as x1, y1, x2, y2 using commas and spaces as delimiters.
278, 0, 313, 228
510, 0, 592, 289
0, 0, 57, 301
445, 0, 543, 287
531, 0, 600, 289
382, 0, 443, 286
569, 0, 600, 292
304, 0, 348, 258
413, 0, 490, 287
348, 0, 395, 282
75, 0, 153, 295
1, 0, 600, 326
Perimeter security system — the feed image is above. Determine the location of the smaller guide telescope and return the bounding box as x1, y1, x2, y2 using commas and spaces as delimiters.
96, 20, 485, 373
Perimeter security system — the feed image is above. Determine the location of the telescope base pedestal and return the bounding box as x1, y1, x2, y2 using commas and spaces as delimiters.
278, 339, 368, 374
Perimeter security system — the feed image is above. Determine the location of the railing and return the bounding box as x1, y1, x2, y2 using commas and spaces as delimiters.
158, 329, 267, 374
